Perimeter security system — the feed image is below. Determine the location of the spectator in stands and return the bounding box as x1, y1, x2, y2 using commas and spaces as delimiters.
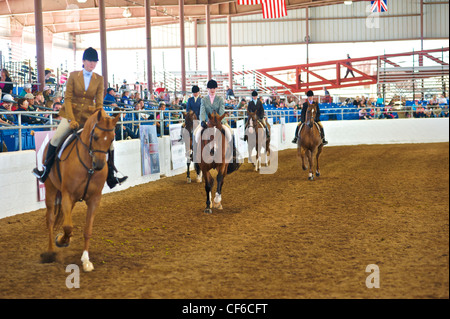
429, 95, 438, 106
45, 69, 56, 84
384, 105, 395, 119
34, 91, 45, 110
237, 98, 247, 110
440, 106, 449, 117
163, 92, 171, 105
226, 86, 235, 100
156, 101, 169, 136
121, 90, 131, 106
24, 93, 35, 111
186, 85, 202, 119
286, 97, 296, 108
438, 94, 448, 105
424, 106, 434, 118
0, 94, 16, 125
147, 93, 159, 109
0, 68, 13, 97
43, 86, 53, 108
104, 88, 117, 105
16, 97, 42, 124
359, 107, 371, 120
344, 54, 355, 78
416, 104, 425, 118
20, 83, 32, 97
323, 87, 331, 103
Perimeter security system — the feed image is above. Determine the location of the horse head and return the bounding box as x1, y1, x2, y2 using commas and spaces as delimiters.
306, 102, 318, 129
183, 110, 198, 133
83, 109, 120, 171
207, 111, 226, 131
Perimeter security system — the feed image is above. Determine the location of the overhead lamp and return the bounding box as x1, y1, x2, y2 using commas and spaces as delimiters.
344, 1, 353, 5
77, 0, 88, 3
123, 8, 132, 18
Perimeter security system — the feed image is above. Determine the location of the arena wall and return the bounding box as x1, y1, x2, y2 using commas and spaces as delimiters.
0, 118, 448, 219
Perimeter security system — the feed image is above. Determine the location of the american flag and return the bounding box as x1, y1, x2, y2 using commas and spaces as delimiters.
262, 0, 287, 19
237, 0, 287, 19
237, 0, 262, 5
371, 0, 388, 12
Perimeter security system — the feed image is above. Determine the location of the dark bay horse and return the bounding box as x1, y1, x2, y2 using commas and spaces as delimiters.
41, 109, 120, 272
297, 102, 323, 181
182, 110, 202, 183
194, 112, 240, 214
246, 111, 271, 171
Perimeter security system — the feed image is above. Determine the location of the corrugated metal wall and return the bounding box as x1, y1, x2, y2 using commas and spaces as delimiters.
77, 0, 448, 49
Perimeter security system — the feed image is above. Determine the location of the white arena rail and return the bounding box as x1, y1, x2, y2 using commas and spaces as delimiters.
0, 118, 448, 219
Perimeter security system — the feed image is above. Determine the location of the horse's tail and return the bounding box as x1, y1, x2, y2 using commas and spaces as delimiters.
227, 136, 242, 175
53, 191, 63, 230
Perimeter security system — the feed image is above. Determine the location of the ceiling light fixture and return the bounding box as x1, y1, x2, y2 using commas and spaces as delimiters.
123, 8, 132, 18
344, 1, 353, 5
77, 0, 88, 3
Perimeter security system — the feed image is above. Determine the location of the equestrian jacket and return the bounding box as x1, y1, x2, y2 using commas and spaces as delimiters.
59, 70, 104, 126
186, 96, 201, 120
301, 101, 321, 123
247, 99, 265, 120
199, 95, 226, 124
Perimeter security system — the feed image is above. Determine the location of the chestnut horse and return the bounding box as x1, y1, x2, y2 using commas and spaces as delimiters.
194, 112, 240, 214
40, 109, 120, 272
246, 111, 271, 171
182, 110, 202, 183
297, 102, 323, 181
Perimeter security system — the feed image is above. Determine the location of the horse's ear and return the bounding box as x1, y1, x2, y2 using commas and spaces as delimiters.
219, 112, 226, 121
208, 112, 213, 121
113, 113, 121, 124
182, 112, 187, 117
97, 108, 102, 121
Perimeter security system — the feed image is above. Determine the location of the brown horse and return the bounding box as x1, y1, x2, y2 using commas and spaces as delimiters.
194, 112, 240, 214
297, 102, 323, 181
246, 111, 271, 171
182, 110, 202, 183
40, 109, 120, 272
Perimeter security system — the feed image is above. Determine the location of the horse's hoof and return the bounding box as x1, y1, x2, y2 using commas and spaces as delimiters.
83, 261, 94, 272
204, 208, 213, 214
302, 167, 307, 171
316, 172, 321, 177
196, 177, 202, 183
212, 202, 223, 210
308, 176, 314, 181
40, 251, 57, 264
187, 177, 191, 184
55, 233, 70, 248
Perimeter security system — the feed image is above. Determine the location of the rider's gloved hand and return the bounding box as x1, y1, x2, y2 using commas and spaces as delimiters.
201, 121, 208, 129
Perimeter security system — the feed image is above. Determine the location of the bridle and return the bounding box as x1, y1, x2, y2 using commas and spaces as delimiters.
60, 120, 115, 201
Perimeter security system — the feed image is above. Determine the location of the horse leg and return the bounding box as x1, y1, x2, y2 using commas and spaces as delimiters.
81, 195, 101, 272
40, 181, 59, 263
213, 169, 225, 210
316, 144, 323, 177
196, 165, 202, 183
306, 149, 314, 181
300, 147, 307, 171
55, 192, 75, 248
203, 170, 214, 214
186, 162, 191, 183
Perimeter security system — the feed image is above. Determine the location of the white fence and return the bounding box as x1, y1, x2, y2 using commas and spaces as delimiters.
0, 118, 448, 219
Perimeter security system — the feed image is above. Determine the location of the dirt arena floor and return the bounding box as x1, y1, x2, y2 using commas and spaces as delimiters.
0, 143, 448, 299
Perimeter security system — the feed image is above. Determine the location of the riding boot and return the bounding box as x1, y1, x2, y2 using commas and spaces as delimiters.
32, 144, 57, 183
292, 124, 300, 144
320, 127, 329, 145
106, 150, 128, 189
265, 126, 270, 139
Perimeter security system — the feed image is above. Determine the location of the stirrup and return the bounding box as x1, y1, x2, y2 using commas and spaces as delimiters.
322, 139, 328, 145
32, 167, 47, 182
292, 137, 298, 144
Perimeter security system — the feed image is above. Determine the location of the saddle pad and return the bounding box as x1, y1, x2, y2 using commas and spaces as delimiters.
57, 128, 83, 159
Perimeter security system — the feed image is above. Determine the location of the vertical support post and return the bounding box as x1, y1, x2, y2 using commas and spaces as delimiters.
99, 0, 108, 92
305, 6, 310, 87
145, 0, 153, 93
179, 0, 186, 94
34, 0, 45, 91
205, 4, 212, 80
227, 15, 233, 89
